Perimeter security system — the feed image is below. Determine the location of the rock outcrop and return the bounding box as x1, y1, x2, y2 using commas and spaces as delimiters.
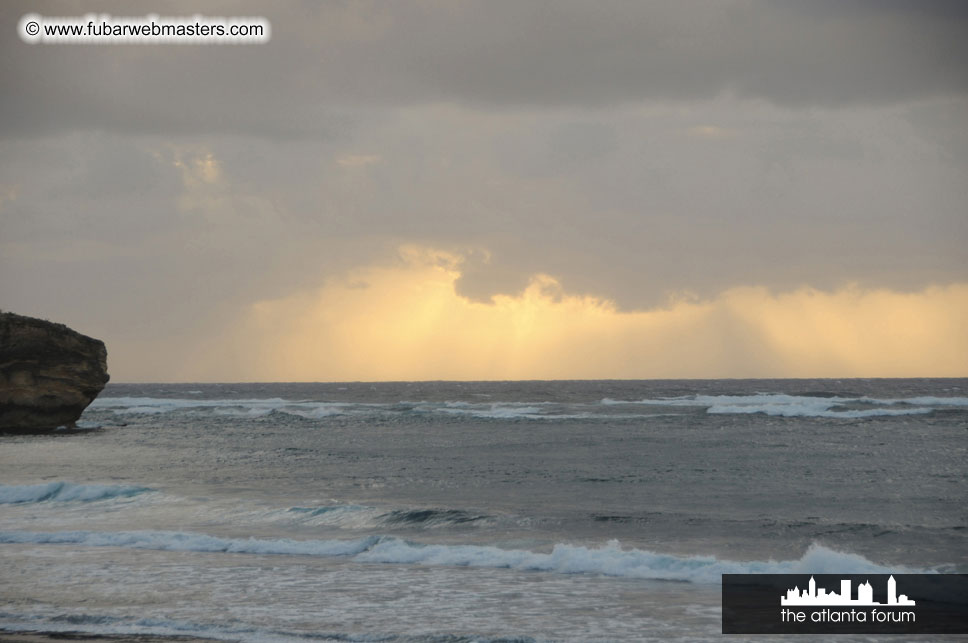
0, 312, 109, 431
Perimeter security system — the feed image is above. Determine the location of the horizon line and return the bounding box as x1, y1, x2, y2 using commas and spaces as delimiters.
102, 376, 968, 386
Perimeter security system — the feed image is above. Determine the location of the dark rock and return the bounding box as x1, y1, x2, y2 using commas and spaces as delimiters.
0, 312, 109, 431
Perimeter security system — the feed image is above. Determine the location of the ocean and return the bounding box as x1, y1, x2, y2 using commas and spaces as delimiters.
1, 379, 965, 642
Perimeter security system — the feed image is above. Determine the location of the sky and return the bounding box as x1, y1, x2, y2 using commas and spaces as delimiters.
1, 0, 966, 381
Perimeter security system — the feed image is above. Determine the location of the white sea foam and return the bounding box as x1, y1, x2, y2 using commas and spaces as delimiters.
0, 482, 152, 504
89, 396, 614, 421
872, 396, 968, 407
439, 404, 554, 420
354, 540, 915, 584
90, 397, 357, 418
436, 402, 667, 421
705, 404, 932, 418
0, 527, 925, 584
599, 393, 962, 418
88, 392, 966, 421
600, 397, 633, 405
277, 406, 348, 419
420, 400, 576, 420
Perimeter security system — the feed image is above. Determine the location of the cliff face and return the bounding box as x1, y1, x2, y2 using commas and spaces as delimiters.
0, 312, 109, 431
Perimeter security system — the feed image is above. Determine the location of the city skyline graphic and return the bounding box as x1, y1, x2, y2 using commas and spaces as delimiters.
781, 575, 916, 607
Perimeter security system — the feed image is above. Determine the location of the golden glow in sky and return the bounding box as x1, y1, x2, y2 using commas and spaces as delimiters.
172, 246, 968, 382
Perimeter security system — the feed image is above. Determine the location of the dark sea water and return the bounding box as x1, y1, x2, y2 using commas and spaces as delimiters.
1, 379, 966, 641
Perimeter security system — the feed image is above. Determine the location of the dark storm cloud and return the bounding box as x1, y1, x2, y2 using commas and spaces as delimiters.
0, 1, 353, 139
3, 0, 967, 141
389, 0, 968, 108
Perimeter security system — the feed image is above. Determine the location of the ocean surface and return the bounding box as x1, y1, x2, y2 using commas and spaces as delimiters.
1, 379, 966, 642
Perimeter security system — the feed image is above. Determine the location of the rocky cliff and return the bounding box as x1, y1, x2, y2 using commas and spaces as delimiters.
0, 312, 109, 431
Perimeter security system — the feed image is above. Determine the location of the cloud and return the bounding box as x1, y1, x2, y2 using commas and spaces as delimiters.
337, 154, 383, 168
1, 3, 964, 382
1, 100, 964, 354
3, 0, 967, 142
172, 150, 222, 186
0, 184, 17, 213
165, 247, 968, 382
687, 125, 738, 140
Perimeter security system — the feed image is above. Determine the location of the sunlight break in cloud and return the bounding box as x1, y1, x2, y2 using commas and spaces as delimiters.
191, 247, 968, 382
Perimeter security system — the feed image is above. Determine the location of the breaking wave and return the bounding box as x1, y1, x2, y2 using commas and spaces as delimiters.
354, 540, 921, 583
0, 528, 926, 584
0, 529, 379, 557
88, 396, 356, 418
89, 396, 670, 422
600, 393, 968, 418
285, 504, 493, 529
0, 482, 152, 505
380, 508, 490, 527
84, 391, 968, 423
873, 396, 968, 407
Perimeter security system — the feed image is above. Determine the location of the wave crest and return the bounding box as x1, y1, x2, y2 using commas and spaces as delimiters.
0, 482, 152, 504
600, 393, 967, 418
0, 528, 926, 584
355, 540, 914, 583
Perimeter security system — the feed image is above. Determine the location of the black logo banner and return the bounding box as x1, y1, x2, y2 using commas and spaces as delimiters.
722, 574, 968, 634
